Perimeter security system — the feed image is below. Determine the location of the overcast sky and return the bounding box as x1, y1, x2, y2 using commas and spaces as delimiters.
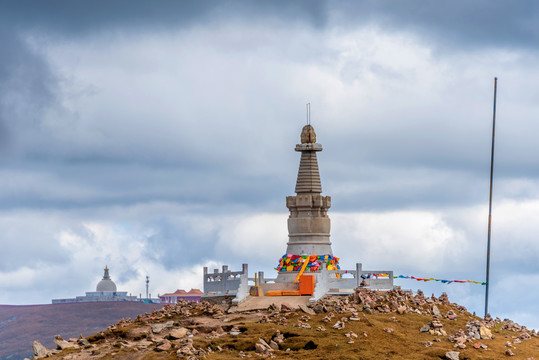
1, 1, 538, 329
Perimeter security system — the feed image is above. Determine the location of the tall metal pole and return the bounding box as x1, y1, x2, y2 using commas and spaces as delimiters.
485, 77, 498, 318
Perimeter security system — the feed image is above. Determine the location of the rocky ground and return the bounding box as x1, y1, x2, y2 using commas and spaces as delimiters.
29, 289, 538, 360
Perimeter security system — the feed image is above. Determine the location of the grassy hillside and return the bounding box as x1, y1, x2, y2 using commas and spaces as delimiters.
30, 290, 539, 359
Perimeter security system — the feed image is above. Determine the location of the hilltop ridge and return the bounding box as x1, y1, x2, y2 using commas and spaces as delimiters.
30, 289, 538, 360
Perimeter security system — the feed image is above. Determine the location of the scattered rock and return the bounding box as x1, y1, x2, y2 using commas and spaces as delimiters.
33, 341, 49, 358
280, 302, 292, 312
255, 338, 273, 354
299, 304, 316, 315
169, 327, 189, 339
312, 303, 326, 314
269, 340, 279, 350
505, 348, 515, 356
432, 305, 442, 317
77, 338, 90, 346
54, 335, 78, 350
446, 310, 458, 320
445, 350, 460, 360
480, 326, 493, 340
151, 322, 169, 334
156, 339, 171, 352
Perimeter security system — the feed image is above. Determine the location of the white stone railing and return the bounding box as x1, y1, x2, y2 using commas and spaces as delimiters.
203, 264, 249, 303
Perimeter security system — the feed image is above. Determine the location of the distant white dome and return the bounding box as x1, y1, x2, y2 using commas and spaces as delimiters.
96, 279, 117, 292
96, 266, 117, 292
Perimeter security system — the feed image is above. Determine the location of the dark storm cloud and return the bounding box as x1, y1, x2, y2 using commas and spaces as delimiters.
2, 0, 539, 50
0, 0, 328, 35
0, 23, 58, 155
335, 1, 539, 50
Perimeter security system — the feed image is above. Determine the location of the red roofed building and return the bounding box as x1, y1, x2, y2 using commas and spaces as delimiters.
159, 289, 203, 303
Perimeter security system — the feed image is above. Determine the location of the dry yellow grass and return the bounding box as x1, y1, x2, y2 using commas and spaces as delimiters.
194, 305, 538, 359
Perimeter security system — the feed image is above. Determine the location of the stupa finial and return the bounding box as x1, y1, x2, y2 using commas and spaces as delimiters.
103, 266, 111, 280
300, 125, 316, 144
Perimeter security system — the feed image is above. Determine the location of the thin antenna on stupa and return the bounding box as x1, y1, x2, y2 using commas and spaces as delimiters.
306, 103, 311, 125
485, 77, 498, 318
146, 275, 149, 299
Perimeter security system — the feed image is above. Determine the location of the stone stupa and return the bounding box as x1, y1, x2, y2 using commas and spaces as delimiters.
276, 124, 338, 282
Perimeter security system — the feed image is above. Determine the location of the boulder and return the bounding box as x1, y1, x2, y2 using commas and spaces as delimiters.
156, 339, 171, 352
32, 341, 49, 358
152, 321, 173, 334
299, 304, 316, 315
255, 338, 273, 354
77, 338, 91, 346
480, 326, 492, 340
445, 351, 460, 360
169, 327, 189, 339
255, 343, 268, 354
54, 336, 78, 350
280, 302, 292, 312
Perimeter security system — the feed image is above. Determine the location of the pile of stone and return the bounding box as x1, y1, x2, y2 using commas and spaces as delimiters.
347, 288, 469, 318
294, 320, 311, 329
467, 319, 493, 340
446, 309, 458, 320
344, 331, 358, 343
254, 331, 285, 355
420, 316, 447, 336
444, 315, 538, 358
176, 338, 207, 359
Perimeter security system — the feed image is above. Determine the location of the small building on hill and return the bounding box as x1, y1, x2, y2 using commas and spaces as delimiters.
52, 266, 139, 304
159, 289, 203, 303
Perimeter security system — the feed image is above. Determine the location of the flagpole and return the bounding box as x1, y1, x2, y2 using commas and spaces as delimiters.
485, 77, 497, 318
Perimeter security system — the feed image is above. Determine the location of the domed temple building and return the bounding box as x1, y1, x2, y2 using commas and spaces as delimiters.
52, 266, 138, 304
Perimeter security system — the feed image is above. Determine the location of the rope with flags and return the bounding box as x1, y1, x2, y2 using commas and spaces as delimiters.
394, 275, 486, 285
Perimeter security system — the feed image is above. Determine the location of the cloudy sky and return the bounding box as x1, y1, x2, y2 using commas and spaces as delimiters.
1, 1, 538, 329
